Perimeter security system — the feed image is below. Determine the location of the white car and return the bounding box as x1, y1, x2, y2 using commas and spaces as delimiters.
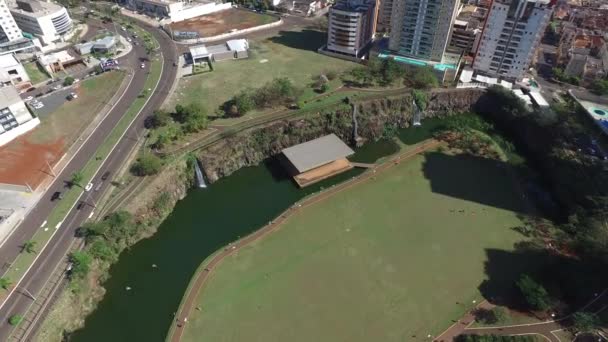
33, 103, 44, 109
140, 63, 145, 69
85, 182, 93, 192
24, 96, 33, 101
52, 85, 62, 90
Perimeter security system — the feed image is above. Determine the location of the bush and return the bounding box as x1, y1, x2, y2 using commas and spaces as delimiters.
319, 83, 330, 93
89, 239, 117, 262
63, 76, 75, 86
326, 70, 338, 80
516, 274, 552, 311
146, 110, 172, 129
223, 78, 299, 116
408, 67, 439, 89
572, 312, 599, 333
69, 251, 92, 279
412, 89, 428, 111
131, 154, 162, 176
8, 315, 22, 326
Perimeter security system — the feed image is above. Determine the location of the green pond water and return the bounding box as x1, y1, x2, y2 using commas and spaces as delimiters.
68, 121, 444, 342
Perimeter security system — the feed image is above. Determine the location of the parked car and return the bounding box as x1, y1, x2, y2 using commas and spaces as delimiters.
85, 182, 93, 192
51, 191, 63, 201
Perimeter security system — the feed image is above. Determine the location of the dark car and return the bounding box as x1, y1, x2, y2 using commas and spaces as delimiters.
101, 171, 111, 181
51, 191, 63, 201
76, 202, 85, 210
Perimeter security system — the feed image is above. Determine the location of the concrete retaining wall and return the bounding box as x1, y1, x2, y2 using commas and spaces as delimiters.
170, 18, 283, 44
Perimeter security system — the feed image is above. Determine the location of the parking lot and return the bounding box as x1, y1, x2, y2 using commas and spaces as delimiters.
26, 87, 76, 118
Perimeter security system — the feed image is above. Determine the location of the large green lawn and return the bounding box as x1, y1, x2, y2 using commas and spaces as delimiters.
182, 151, 529, 342
165, 29, 357, 115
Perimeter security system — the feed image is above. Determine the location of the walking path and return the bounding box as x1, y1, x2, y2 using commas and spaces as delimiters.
166, 139, 441, 342
435, 289, 608, 342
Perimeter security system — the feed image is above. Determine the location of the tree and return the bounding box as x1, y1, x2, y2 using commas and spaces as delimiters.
516, 274, 551, 311
491, 307, 508, 324
174, 103, 205, 124
380, 59, 406, 86
89, 239, 117, 262
147, 110, 171, 128
591, 78, 608, 95
20, 240, 37, 254
70, 171, 84, 188
153, 132, 170, 149
131, 154, 162, 176
0, 277, 12, 290
63, 76, 75, 86
229, 91, 255, 116
350, 67, 373, 87
412, 89, 428, 111
571, 312, 599, 333
69, 251, 92, 279
409, 67, 439, 89
319, 83, 330, 93
8, 314, 22, 326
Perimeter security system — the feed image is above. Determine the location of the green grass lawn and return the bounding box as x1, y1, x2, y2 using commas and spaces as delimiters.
24, 62, 50, 85
182, 151, 529, 342
29, 71, 126, 146
165, 29, 357, 116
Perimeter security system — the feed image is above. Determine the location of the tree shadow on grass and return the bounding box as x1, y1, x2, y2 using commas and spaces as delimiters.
479, 243, 608, 319
421, 152, 528, 213
268, 29, 327, 52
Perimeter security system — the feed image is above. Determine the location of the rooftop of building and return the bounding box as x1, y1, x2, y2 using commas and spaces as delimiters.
0, 54, 21, 69
189, 39, 248, 59
0, 85, 23, 107
281, 134, 354, 174
332, 0, 374, 12
11, 0, 65, 18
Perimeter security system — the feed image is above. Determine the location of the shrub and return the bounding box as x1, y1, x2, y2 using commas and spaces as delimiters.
8, 315, 22, 326
69, 251, 92, 279
319, 83, 330, 93
408, 67, 439, 89
326, 70, 338, 80
572, 312, 599, 333
131, 154, 162, 176
146, 110, 171, 129
63, 76, 75, 86
516, 274, 552, 311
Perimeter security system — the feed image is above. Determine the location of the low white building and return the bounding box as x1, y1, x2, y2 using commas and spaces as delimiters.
0, 54, 29, 87
189, 39, 248, 63
124, 0, 231, 23
10, 0, 73, 46
0, 85, 39, 146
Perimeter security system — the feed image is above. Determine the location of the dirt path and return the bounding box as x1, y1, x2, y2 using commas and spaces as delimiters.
166, 139, 440, 342
435, 289, 608, 342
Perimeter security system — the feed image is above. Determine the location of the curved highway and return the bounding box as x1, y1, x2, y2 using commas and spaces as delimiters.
0, 19, 178, 341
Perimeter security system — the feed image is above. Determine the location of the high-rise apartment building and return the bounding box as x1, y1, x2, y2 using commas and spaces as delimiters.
376, 0, 393, 33
326, 0, 377, 58
0, 0, 22, 44
10, 0, 72, 45
473, 0, 554, 81
388, 0, 459, 62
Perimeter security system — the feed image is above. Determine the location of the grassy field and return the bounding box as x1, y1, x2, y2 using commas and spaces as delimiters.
181, 151, 529, 342
28, 71, 126, 146
23, 62, 50, 85
165, 29, 357, 117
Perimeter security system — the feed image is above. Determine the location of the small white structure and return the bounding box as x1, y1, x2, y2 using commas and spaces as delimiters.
528, 91, 550, 108
37, 50, 75, 74
512, 89, 533, 107
0, 54, 30, 86
74, 36, 117, 55
0, 85, 39, 146
10, 0, 73, 46
189, 39, 248, 63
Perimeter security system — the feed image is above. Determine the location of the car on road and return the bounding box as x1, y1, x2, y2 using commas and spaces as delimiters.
121, 26, 126, 31
85, 182, 93, 192
101, 171, 111, 181
67, 92, 78, 100
76, 202, 85, 210
51, 191, 63, 201
127, 37, 132, 42
140, 63, 145, 69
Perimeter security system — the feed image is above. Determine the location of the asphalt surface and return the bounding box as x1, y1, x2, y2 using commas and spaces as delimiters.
0, 19, 177, 340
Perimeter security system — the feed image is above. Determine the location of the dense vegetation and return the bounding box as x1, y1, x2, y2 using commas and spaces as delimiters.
347, 59, 438, 89
455, 335, 538, 342
223, 77, 301, 116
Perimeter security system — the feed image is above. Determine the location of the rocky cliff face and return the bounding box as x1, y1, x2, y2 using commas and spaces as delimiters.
199, 88, 484, 183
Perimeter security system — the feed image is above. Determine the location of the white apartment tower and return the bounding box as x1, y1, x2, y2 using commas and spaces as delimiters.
0, 0, 22, 44
388, 0, 459, 62
326, 0, 377, 58
473, 0, 554, 81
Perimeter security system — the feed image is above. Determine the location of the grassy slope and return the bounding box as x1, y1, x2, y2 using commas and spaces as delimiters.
24, 62, 50, 85
183, 151, 528, 342
165, 29, 357, 115
29, 71, 126, 145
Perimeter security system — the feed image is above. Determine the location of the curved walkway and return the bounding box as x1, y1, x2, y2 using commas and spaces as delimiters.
166, 139, 441, 342
434, 289, 608, 342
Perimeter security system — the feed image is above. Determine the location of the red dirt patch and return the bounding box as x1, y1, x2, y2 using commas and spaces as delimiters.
169, 8, 276, 37
0, 131, 64, 189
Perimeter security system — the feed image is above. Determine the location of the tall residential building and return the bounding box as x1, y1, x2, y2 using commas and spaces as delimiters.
0, 0, 22, 44
447, 5, 488, 55
326, 0, 377, 58
376, 0, 393, 33
10, 0, 72, 45
473, 0, 554, 81
388, 0, 459, 62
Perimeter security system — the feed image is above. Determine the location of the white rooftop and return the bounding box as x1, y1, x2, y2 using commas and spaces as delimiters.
0, 54, 20, 69
282, 134, 354, 173
529, 91, 550, 107
460, 67, 474, 83
189, 45, 209, 59
226, 39, 248, 52
0, 86, 22, 107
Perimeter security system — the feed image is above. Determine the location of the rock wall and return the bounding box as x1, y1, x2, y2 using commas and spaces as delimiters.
199, 88, 484, 182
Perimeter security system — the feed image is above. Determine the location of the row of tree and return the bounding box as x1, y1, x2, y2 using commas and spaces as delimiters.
223, 77, 300, 117
348, 59, 439, 89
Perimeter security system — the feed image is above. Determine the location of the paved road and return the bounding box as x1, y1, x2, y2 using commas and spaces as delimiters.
0, 19, 177, 341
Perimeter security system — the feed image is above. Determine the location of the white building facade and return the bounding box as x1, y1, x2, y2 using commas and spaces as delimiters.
10, 0, 72, 45
473, 0, 554, 81
388, 0, 459, 62
0, 0, 23, 43
0, 54, 29, 86
326, 0, 377, 58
